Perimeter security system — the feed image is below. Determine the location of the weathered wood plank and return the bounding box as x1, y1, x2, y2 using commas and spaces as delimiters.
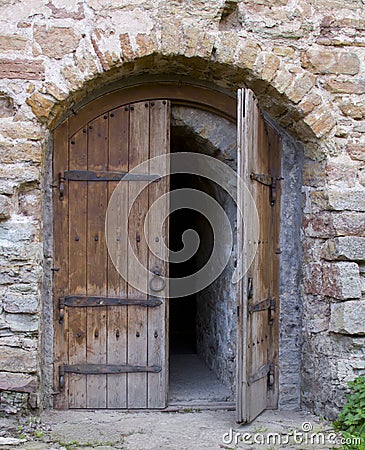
107, 105, 129, 408
53, 119, 69, 409
236, 89, 281, 423
127, 102, 149, 408
68, 127, 88, 408
147, 100, 170, 408
86, 115, 108, 408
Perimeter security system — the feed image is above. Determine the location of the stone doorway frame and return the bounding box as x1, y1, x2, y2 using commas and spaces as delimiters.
42, 75, 303, 412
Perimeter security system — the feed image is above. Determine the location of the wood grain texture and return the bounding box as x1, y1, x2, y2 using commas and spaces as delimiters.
147, 100, 169, 408
68, 127, 88, 408
55, 100, 169, 410
236, 89, 281, 423
127, 102, 149, 408
107, 106, 129, 408
53, 119, 69, 409
86, 115, 108, 408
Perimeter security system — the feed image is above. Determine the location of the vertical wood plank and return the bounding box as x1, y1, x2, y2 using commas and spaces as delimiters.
86, 115, 108, 408
53, 119, 69, 409
127, 102, 149, 408
237, 89, 281, 423
147, 100, 170, 408
267, 124, 281, 409
68, 127, 88, 408
107, 106, 129, 408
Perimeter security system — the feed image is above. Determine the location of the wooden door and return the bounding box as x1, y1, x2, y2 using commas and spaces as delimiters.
236, 89, 281, 423
53, 100, 170, 409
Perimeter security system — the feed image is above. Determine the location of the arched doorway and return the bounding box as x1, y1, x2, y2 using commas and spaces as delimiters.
51, 78, 283, 423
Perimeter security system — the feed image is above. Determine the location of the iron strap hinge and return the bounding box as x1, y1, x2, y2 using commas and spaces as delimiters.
59, 364, 161, 388
247, 363, 275, 387
248, 297, 276, 325
58, 295, 163, 323
64, 170, 161, 182
248, 297, 276, 313
250, 172, 283, 206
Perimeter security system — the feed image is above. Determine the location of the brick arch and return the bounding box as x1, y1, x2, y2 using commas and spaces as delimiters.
26, 44, 335, 144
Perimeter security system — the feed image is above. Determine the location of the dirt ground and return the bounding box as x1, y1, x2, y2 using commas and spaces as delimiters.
0, 408, 344, 450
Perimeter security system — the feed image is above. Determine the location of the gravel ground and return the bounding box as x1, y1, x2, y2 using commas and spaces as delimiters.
0, 409, 341, 450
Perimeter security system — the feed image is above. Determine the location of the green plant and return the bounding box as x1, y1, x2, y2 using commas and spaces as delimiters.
334, 376, 365, 450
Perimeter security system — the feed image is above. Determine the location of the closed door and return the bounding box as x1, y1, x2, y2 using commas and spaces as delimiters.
53, 100, 170, 409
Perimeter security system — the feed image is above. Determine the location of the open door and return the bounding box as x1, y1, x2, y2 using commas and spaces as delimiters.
236, 89, 281, 423
53, 100, 170, 409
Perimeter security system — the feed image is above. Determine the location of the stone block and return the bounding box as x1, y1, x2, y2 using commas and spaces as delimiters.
339, 101, 365, 120
4, 293, 38, 314
0, 59, 45, 81
330, 300, 365, 335
322, 262, 361, 300
236, 39, 261, 71
0, 372, 37, 393
303, 105, 336, 138
285, 71, 316, 105
0, 346, 37, 372
332, 212, 365, 237
34, 26, 80, 59
0, 195, 11, 220
0, 122, 43, 140
328, 188, 365, 211
119, 33, 135, 61
326, 154, 360, 187
0, 165, 40, 183
325, 78, 365, 95
298, 91, 322, 116
0, 94, 16, 118
302, 49, 360, 75
0, 35, 27, 52
302, 160, 326, 187
303, 262, 323, 295
254, 52, 280, 82
26, 92, 55, 123
271, 65, 293, 94
5, 313, 38, 333
322, 237, 365, 261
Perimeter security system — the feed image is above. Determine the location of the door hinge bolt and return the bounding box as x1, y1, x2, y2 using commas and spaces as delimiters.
59, 297, 65, 324
59, 366, 65, 390
268, 364, 275, 389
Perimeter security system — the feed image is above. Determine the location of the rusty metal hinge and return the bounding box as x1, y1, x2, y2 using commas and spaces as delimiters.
64, 170, 161, 182
248, 297, 276, 315
250, 172, 283, 206
247, 363, 275, 388
59, 363, 162, 375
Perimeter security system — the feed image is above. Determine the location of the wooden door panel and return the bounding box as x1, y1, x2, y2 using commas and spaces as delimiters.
106, 106, 129, 408
127, 102, 150, 408
147, 100, 170, 408
68, 127, 87, 408
86, 115, 108, 408
54, 100, 170, 409
53, 120, 69, 410
236, 89, 281, 423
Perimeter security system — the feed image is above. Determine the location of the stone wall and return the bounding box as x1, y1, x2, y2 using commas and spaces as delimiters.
0, 0, 364, 418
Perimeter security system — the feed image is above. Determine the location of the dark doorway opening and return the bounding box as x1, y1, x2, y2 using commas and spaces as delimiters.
168, 107, 237, 404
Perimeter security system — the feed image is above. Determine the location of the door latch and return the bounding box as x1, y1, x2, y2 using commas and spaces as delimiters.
268, 363, 275, 390
58, 171, 66, 201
